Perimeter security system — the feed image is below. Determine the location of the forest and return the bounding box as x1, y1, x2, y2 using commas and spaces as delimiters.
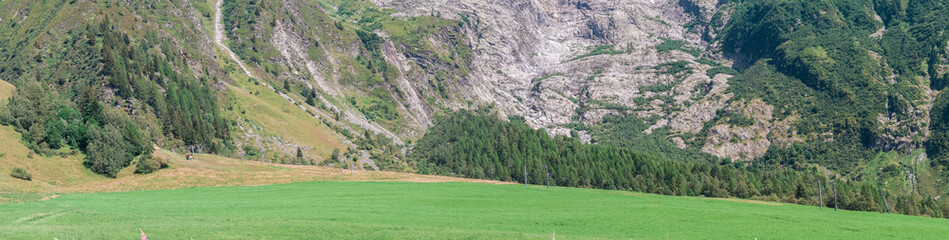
0, 19, 230, 177
411, 110, 949, 217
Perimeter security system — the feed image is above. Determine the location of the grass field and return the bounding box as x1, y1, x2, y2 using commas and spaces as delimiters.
1, 181, 947, 239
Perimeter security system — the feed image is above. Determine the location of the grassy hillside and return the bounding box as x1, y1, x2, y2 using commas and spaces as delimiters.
0, 74, 473, 202
220, 63, 345, 162
0, 123, 106, 198
0, 79, 12, 100
1, 181, 947, 239
0, 143, 494, 202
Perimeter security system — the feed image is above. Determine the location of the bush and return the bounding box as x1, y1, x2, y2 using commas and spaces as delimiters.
10, 167, 32, 181
85, 124, 133, 177
135, 156, 169, 174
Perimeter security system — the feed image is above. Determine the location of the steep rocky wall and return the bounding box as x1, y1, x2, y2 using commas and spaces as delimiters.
371, 0, 759, 155
214, 0, 812, 162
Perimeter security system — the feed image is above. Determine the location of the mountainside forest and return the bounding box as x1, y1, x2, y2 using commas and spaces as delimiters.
1, 0, 948, 217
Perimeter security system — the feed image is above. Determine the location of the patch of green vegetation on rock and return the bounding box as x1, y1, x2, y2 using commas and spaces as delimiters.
571, 45, 627, 61
656, 38, 700, 57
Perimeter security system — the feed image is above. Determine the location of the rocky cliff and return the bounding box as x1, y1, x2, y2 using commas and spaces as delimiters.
368, 0, 763, 158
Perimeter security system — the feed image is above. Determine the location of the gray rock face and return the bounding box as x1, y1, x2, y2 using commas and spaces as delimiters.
367, 0, 806, 160
366, 0, 801, 160
374, 0, 728, 132
668, 73, 733, 134
242, 0, 815, 162
702, 99, 775, 161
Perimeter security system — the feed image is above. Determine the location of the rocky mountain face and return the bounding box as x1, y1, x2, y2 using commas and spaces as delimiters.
363, 0, 947, 164
205, 0, 784, 163
367, 0, 762, 159
2, 0, 947, 175
2, 0, 948, 215
228, 0, 745, 158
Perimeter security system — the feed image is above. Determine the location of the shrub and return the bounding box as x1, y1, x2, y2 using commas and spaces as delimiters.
135, 156, 169, 174
10, 167, 32, 181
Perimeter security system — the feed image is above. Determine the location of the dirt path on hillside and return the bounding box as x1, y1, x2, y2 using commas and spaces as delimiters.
213, 0, 310, 113
214, 0, 253, 78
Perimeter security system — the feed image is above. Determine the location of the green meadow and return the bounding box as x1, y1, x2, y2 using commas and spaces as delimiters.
1, 181, 946, 239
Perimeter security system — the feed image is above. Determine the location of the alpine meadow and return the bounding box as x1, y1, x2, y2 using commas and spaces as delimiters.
1, 0, 948, 239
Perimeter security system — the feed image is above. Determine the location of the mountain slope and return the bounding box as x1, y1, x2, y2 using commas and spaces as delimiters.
2, 0, 949, 217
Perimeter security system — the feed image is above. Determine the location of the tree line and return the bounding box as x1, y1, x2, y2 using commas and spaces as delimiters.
410, 110, 949, 218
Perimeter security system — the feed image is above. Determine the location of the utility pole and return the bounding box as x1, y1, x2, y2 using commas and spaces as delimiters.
524, 165, 528, 187
881, 191, 890, 214
818, 179, 823, 210
833, 181, 838, 212
879, 175, 891, 214
545, 165, 550, 188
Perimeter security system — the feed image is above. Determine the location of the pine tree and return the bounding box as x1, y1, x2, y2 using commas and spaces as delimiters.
305, 88, 316, 106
